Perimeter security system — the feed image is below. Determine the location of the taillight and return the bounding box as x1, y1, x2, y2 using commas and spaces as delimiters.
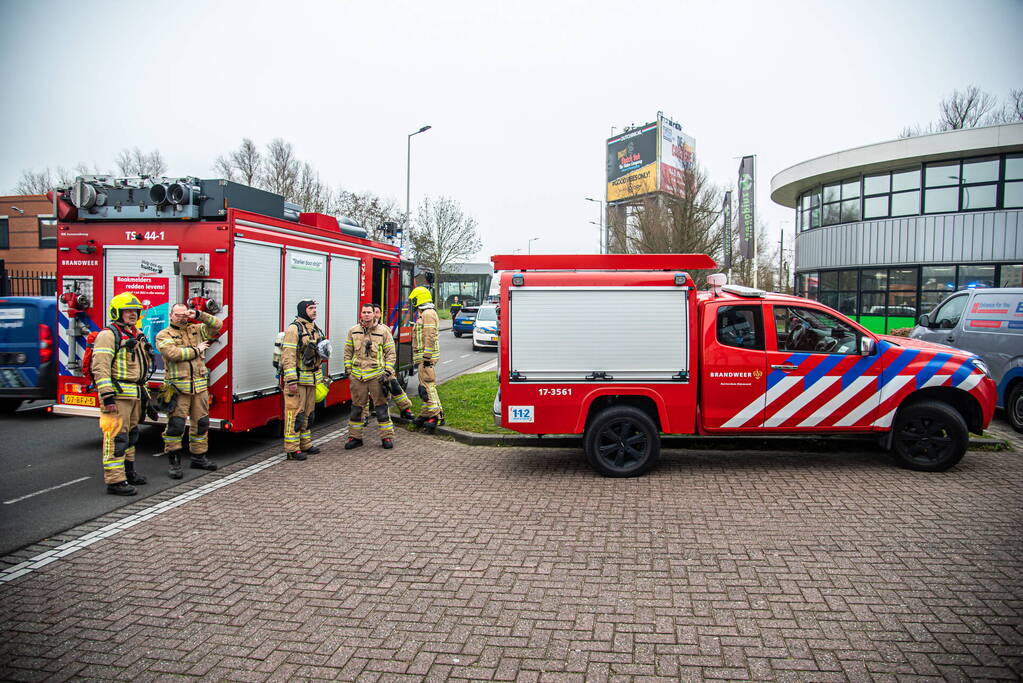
39, 324, 53, 363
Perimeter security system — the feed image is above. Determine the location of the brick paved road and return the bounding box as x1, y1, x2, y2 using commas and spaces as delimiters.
2, 433, 1021, 681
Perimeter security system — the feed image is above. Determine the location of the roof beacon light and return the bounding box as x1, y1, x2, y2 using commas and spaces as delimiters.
722, 284, 766, 298
707, 273, 727, 296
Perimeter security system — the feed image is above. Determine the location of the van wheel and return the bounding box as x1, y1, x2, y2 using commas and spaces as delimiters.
1007, 384, 1023, 434
584, 405, 660, 477
453, 331, 462, 338
890, 400, 967, 472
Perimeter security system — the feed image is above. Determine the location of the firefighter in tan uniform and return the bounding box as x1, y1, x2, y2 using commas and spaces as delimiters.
344, 302, 397, 450
155, 303, 222, 478
409, 286, 442, 433
359, 303, 415, 423
93, 293, 154, 496
281, 300, 326, 460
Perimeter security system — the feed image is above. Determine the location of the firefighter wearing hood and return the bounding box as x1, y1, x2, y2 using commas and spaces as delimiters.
280, 299, 326, 459
409, 286, 443, 432
155, 302, 222, 479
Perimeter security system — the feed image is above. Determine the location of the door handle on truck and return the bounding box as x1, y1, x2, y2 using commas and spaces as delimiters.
946, 336, 956, 343
770, 364, 798, 371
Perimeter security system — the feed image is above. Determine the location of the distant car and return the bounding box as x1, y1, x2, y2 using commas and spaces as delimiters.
472, 304, 499, 351
910, 287, 1023, 432
0, 296, 57, 412
452, 306, 478, 337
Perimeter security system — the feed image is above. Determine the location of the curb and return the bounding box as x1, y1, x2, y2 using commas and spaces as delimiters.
428, 424, 1011, 453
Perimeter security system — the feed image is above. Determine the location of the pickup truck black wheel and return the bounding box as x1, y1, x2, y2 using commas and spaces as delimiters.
453, 330, 462, 338
0, 398, 23, 413
1007, 383, 1023, 433
584, 405, 660, 477
890, 400, 967, 472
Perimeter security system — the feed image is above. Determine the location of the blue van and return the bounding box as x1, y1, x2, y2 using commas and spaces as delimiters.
0, 296, 57, 412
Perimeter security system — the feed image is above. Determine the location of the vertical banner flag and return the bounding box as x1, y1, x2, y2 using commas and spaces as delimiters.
737, 155, 756, 259
722, 191, 733, 269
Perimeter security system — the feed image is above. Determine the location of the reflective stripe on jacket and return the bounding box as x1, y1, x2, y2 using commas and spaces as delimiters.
412, 305, 439, 365
344, 323, 396, 381
92, 323, 153, 400
155, 311, 221, 394
281, 318, 325, 386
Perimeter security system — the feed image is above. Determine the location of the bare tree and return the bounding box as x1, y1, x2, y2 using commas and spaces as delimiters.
261, 138, 299, 200
333, 189, 404, 240
608, 164, 723, 285
897, 122, 934, 139
293, 162, 331, 213
115, 147, 167, 176
984, 88, 1023, 125
214, 138, 263, 185
12, 163, 105, 194
13, 169, 54, 195
937, 85, 996, 130
407, 196, 482, 295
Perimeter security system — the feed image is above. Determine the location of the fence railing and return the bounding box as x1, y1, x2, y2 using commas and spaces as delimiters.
0, 267, 57, 297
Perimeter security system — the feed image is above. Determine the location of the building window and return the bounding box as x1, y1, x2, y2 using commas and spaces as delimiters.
921, 265, 957, 312
0, 217, 8, 249
958, 265, 995, 290
1001, 264, 1023, 287
860, 268, 888, 317
887, 268, 918, 318
1005, 153, 1023, 208
817, 269, 858, 315
38, 216, 57, 249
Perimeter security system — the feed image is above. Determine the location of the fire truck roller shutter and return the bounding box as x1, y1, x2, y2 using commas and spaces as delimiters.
104, 246, 179, 379
328, 255, 361, 379
233, 240, 282, 396
509, 287, 689, 382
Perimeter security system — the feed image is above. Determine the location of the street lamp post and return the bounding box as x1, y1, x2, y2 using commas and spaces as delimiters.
585, 197, 604, 254
528, 237, 539, 255
403, 125, 432, 252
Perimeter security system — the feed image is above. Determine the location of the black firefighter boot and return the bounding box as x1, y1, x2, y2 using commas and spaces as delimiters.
107, 481, 137, 496
168, 451, 183, 479
422, 416, 439, 434
190, 454, 218, 471
124, 460, 147, 486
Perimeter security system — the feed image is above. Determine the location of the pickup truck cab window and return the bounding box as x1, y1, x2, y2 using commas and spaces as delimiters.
774, 306, 860, 355
716, 305, 764, 350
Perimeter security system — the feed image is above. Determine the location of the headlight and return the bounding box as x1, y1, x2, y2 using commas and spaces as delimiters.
972, 359, 991, 377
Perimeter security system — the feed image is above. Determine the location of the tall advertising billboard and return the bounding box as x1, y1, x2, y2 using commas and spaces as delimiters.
657, 114, 696, 198
606, 122, 658, 202
737, 155, 756, 259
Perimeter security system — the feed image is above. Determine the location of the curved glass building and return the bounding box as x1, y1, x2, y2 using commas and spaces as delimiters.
771, 122, 1023, 333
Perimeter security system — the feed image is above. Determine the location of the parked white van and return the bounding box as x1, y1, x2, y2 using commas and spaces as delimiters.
911, 288, 1023, 432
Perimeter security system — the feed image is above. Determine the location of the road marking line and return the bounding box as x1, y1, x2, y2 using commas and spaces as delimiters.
0, 427, 348, 584
460, 354, 471, 358
3, 477, 92, 505
442, 360, 453, 364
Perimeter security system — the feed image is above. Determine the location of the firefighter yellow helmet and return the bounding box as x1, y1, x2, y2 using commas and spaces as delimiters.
108, 292, 144, 321
409, 286, 433, 307
315, 381, 330, 402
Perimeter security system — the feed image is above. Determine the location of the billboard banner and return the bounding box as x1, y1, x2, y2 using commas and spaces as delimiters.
737, 155, 755, 259
722, 191, 733, 270
658, 115, 696, 198
606, 122, 658, 202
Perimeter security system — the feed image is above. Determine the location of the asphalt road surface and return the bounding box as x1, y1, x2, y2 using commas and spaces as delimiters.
0, 330, 496, 557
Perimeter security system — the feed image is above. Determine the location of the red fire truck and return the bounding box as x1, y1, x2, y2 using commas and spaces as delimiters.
492, 254, 997, 477
52, 175, 415, 431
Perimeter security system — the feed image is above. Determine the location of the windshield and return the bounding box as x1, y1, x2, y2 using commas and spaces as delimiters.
475, 307, 497, 322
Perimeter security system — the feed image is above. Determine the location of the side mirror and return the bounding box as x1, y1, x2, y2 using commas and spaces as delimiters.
860, 336, 876, 355
917, 313, 930, 328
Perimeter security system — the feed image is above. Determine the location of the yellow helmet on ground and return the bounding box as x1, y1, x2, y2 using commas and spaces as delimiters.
108, 292, 144, 321
409, 286, 433, 307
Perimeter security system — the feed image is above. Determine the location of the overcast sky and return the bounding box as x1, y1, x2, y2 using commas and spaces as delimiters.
1, 0, 1021, 263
